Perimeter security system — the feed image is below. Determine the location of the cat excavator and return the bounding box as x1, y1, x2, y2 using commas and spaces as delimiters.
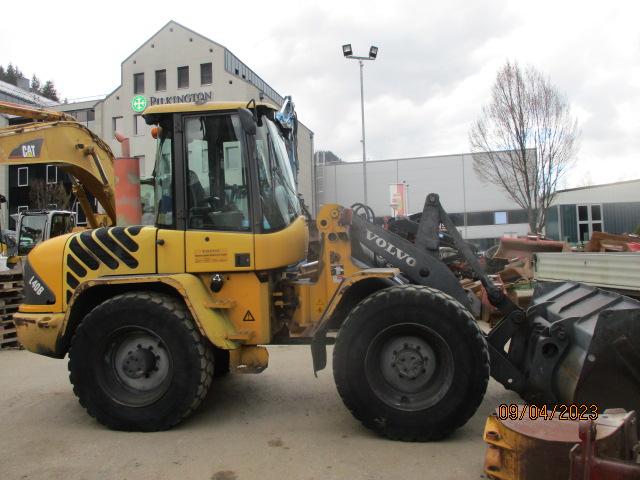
0, 100, 116, 257
5, 99, 640, 441
0, 101, 116, 224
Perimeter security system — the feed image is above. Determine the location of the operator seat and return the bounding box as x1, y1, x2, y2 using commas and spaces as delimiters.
187, 170, 207, 208
187, 170, 209, 228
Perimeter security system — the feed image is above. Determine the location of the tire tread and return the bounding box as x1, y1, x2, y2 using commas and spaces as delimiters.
333, 285, 489, 441
68, 291, 214, 431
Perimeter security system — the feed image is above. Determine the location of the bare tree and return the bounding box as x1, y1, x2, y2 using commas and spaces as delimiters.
469, 61, 579, 234
29, 179, 71, 210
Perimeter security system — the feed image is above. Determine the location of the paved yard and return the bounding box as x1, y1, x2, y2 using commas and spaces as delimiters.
0, 346, 518, 480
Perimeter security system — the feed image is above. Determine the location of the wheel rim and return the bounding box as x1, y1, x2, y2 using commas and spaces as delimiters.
97, 327, 173, 407
364, 323, 454, 411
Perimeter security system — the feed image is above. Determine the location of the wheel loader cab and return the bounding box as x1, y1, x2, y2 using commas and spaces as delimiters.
146, 103, 308, 275
141, 104, 307, 348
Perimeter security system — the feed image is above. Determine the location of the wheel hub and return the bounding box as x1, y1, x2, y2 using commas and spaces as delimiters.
393, 344, 428, 380
378, 334, 438, 394
122, 346, 159, 379
107, 331, 172, 397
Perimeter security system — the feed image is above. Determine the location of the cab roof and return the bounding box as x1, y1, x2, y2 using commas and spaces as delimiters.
143, 101, 278, 116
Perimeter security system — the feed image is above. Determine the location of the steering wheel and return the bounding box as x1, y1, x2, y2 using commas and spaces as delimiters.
351, 203, 376, 223
201, 195, 222, 209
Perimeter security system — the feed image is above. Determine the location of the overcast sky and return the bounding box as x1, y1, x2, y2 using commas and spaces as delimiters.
2, 0, 639, 187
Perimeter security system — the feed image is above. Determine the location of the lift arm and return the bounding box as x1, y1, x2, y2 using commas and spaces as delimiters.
342, 194, 532, 395
0, 101, 116, 227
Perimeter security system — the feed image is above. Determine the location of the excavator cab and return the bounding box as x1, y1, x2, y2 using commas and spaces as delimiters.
15, 210, 75, 256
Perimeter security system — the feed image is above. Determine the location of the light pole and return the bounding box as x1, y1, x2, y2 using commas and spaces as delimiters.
342, 44, 378, 206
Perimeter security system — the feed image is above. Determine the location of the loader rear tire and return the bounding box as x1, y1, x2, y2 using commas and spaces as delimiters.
333, 285, 489, 441
68, 291, 214, 431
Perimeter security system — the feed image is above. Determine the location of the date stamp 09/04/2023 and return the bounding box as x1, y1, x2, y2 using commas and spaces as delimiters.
497, 403, 599, 421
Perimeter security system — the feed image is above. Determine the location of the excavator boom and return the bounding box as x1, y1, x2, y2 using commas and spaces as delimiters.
0, 101, 116, 227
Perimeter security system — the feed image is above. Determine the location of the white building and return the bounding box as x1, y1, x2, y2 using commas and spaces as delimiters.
318, 152, 532, 248
547, 179, 640, 243
50, 20, 315, 212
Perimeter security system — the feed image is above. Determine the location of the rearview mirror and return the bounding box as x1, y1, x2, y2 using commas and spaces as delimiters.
238, 108, 256, 135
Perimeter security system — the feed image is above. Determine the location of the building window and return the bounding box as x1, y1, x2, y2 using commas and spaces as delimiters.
112, 116, 123, 138
155, 69, 166, 91
507, 209, 528, 224
200, 62, 212, 85
17, 167, 28, 187
133, 73, 145, 94
494, 211, 508, 225
87, 109, 95, 121
177, 66, 189, 89
46, 165, 57, 184
134, 115, 146, 136
466, 211, 495, 227
577, 204, 603, 242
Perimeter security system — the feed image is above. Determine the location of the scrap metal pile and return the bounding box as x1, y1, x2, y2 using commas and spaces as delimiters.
418, 229, 640, 325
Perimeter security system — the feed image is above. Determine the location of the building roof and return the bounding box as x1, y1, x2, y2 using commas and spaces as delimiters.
122, 20, 225, 65
333, 148, 537, 165
0, 79, 57, 107
49, 99, 102, 112
117, 20, 284, 105
558, 178, 640, 193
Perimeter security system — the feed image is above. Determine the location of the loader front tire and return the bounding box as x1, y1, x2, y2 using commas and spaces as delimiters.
333, 285, 489, 441
68, 291, 214, 431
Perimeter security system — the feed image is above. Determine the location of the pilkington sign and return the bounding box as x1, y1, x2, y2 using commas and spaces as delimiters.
131, 92, 213, 111
148, 91, 213, 106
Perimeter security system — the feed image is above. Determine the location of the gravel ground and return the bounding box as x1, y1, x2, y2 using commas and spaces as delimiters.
0, 345, 518, 480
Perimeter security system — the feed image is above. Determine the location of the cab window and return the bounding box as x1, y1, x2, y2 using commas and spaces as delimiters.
49, 213, 74, 237
18, 215, 46, 256
255, 117, 301, 231
153, 124, 174, 227
185, 114, 250, 231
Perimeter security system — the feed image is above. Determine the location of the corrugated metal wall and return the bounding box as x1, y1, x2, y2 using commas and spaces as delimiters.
551, 201, 640, 242
603, 202, 640, 234
560, 204, 577, 242
546, 205, 560, 239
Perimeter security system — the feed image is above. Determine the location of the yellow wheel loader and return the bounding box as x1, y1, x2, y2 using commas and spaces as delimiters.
8, 100, 640, 440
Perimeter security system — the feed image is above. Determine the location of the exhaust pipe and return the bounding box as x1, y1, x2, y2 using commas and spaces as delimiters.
114, 133, 142, 226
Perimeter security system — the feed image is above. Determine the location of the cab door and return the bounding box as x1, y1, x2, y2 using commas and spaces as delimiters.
182, 112, 254, 273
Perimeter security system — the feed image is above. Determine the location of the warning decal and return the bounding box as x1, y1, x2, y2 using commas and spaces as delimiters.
243, 310, 255, 322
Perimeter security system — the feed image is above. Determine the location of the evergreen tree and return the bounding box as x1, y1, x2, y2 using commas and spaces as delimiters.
41, 80, 59, 101
30, 74, 42, 94
0, 63, 61, 99
5, 63, 23, 86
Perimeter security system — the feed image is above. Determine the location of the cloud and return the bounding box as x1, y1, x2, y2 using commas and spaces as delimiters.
2, 0, 640, 185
